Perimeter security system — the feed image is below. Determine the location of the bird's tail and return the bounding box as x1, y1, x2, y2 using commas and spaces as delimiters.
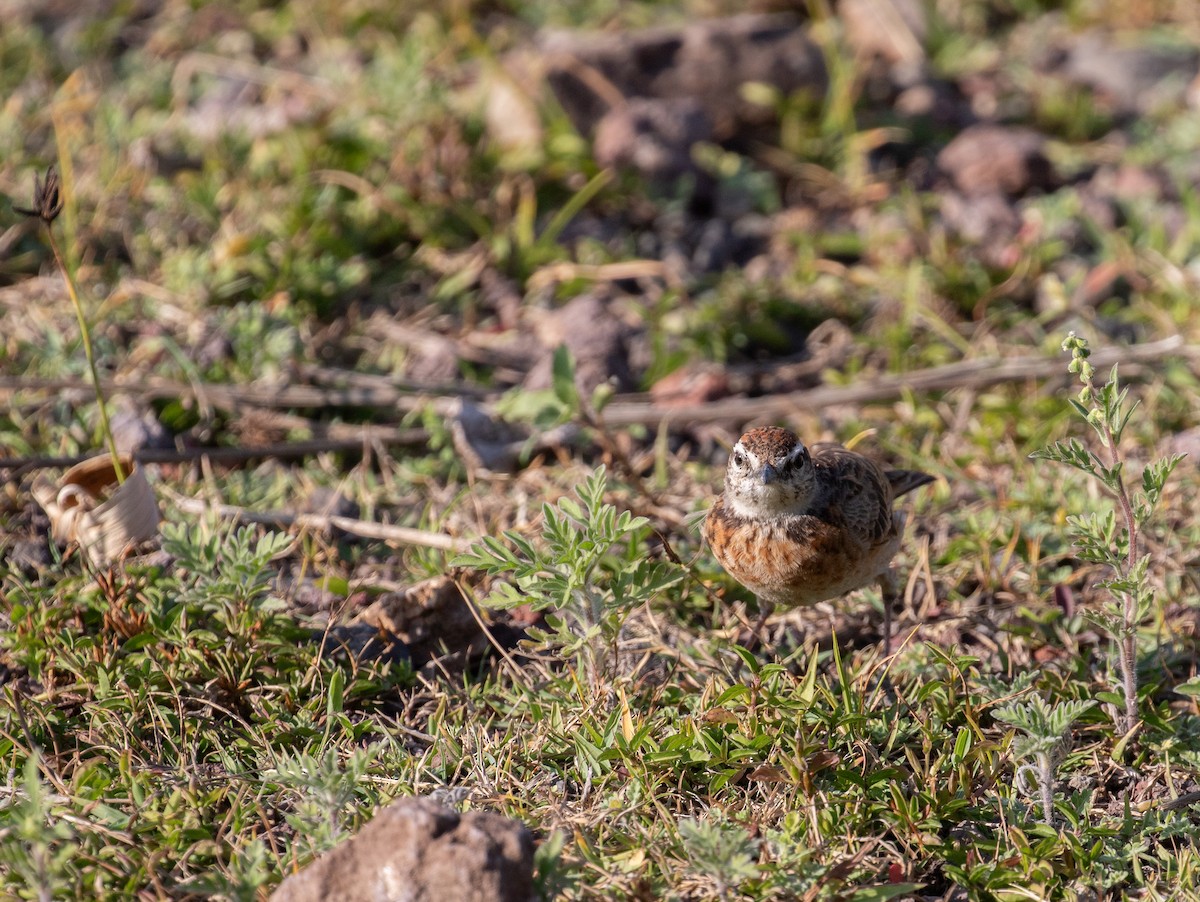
886, 469, 936, 498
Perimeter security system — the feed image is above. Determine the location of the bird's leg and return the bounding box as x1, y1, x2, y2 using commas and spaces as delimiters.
879, 568, 899, 652
746, 599, 776, 651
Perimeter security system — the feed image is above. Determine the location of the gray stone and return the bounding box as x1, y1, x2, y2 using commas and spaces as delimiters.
593, 97, 712, 180
539, 14, 826, 140
271, 797, 534, 902
523, 293, 638, 396
1062, 31, 1199, 116
937, 124, 1055, 197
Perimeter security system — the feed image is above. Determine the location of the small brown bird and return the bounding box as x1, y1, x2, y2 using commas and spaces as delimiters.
704, 426, 934, 645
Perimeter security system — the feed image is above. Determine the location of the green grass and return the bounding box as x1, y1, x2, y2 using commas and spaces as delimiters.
4, 0, 1200, 898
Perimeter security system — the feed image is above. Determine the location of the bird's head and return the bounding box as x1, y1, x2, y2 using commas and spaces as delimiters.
722, 426, 816, 519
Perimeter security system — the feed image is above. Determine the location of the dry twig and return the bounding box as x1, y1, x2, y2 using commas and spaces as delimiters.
166, 492, 473, 552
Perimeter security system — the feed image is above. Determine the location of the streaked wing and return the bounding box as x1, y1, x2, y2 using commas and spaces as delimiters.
810, 444, 894, 541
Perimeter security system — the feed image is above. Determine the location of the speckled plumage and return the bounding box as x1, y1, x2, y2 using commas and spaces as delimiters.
704, 426, 934, 630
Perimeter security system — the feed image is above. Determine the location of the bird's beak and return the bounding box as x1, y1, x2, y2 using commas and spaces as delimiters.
760, 464, 778, 485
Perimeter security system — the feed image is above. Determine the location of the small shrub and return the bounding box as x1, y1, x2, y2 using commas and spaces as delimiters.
1031, 333, 1184, 736
454, 466, 682, 688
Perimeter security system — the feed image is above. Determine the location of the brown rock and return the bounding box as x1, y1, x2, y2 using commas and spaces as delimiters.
593, 97, 712, 180
478, 269, 523, 329
487, 14, 826, 181
936, 124, 1055, 197
1087, 162, 1166, 207
894, 79, 972, 129
1061, 31, 1199, 116
109, 398, 172, 454
356, 576, 483, 668
405, 338, 461, 384
538, 14, 826, 140
271, 796, 534, 902
447, 399, 580, 474
839, 0, 926, 67
319, 622, 410, 670
524, 293, 638, 396
650, 363, 730, 408
299, 487, 360, 520
1080, 162, 1187, 242
1164, 427, 1200, 464
938, 190, 1019, 245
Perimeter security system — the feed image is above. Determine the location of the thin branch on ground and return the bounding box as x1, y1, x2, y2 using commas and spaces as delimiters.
166, 492, 474, 552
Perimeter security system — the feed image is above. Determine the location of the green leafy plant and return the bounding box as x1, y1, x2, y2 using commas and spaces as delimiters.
0, 757, 76, 900
495, 344, 620, 440
532, 829, 570, 899
453, 466, 682, 687
493, 344, 587, 434
452, 168, 612, 285
1031, 333, 1184, 736
993, 694, 1095, 825
0, 505, 413, 897
269, 744, 378, 859
677, 817, 761, 900
182, 839, 273, 900
159, 519, 296, 653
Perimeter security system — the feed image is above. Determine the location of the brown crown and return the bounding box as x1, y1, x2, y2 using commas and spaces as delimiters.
737, 426, 802, 463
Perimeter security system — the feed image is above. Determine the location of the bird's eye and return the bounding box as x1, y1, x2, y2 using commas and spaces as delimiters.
732, 451, 746, 468
786, 445, 810, 470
